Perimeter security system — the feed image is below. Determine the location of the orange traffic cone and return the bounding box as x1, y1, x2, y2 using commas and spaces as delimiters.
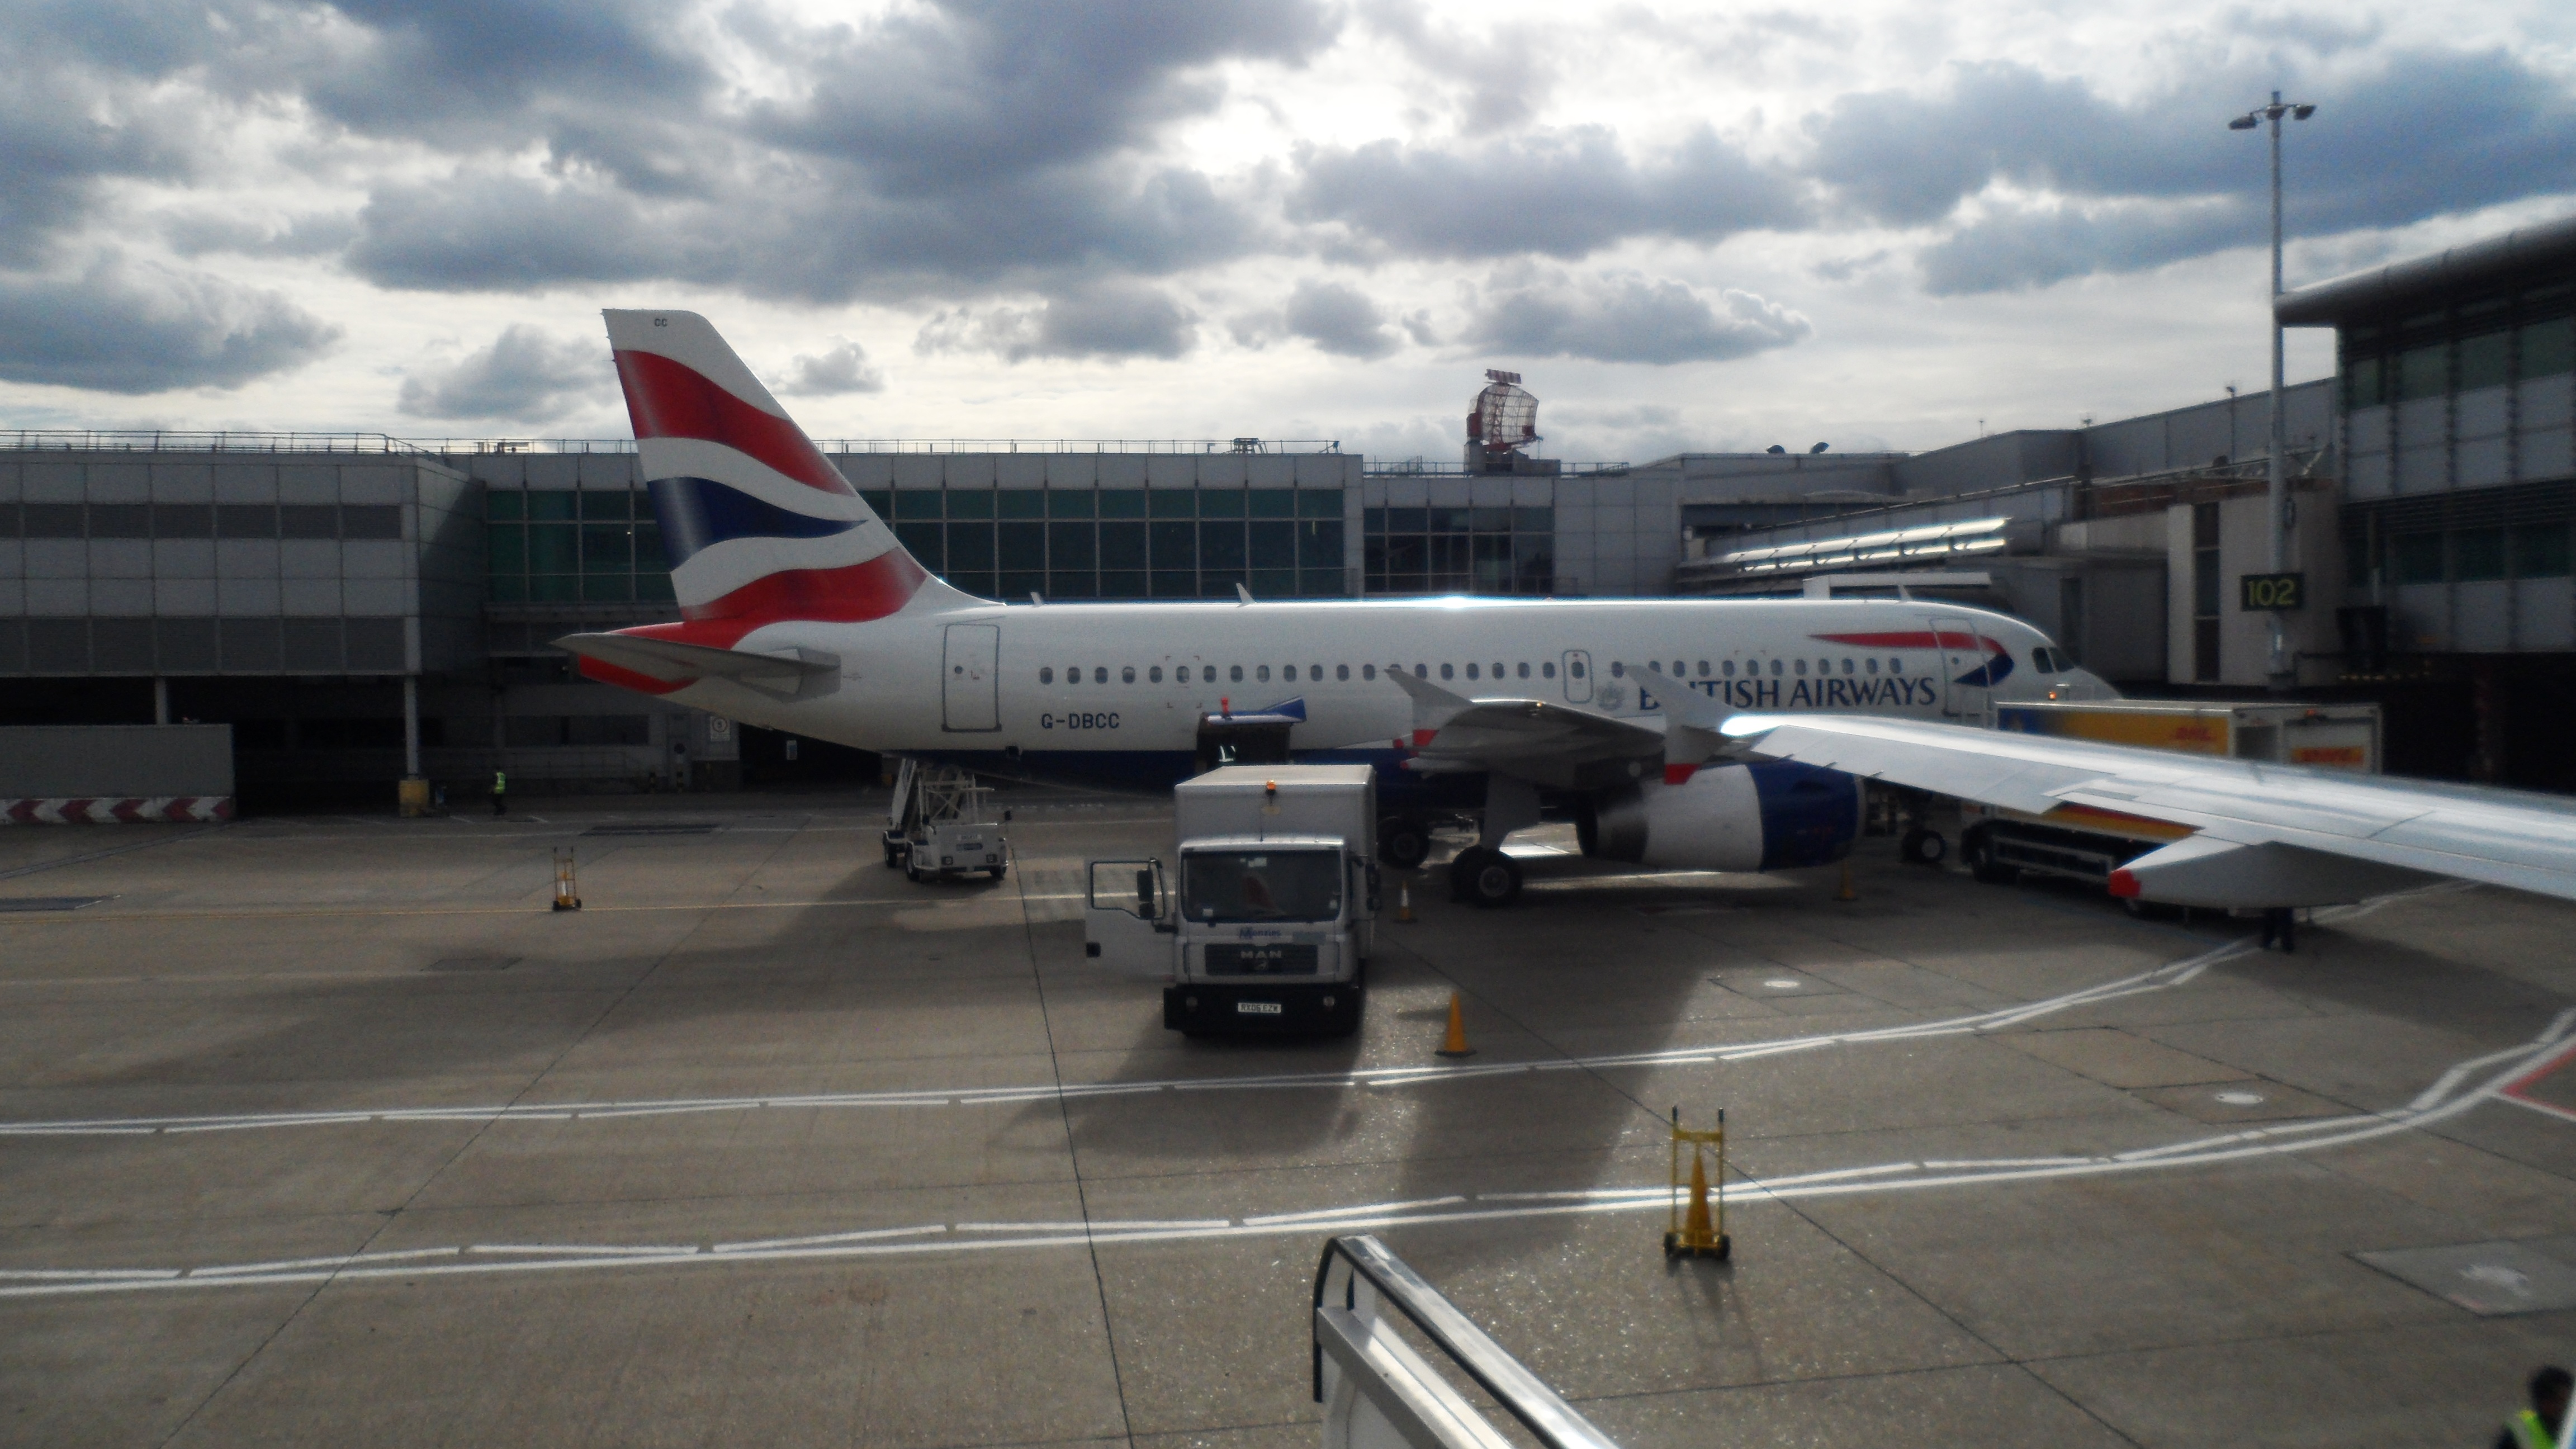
1436, 991, 1476, 1058
1396, 880, 1415, 924
1835, 861, 1858, 902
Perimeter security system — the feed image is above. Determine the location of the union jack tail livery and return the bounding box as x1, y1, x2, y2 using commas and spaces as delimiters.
603, 310, 976, 642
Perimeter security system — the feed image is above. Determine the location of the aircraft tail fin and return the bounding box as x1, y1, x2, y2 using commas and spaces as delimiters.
599, 310, 979, 651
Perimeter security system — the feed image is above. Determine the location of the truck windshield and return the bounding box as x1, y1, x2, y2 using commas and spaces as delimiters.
1183, 850, 1342, 923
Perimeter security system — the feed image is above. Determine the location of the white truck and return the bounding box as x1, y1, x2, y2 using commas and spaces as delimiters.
1084, 765, 1380, 1036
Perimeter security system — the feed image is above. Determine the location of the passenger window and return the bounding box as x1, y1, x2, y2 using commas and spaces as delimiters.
1176, 665, 1191, 683
1889, 658, 1903, 674
1065, 665, 1079, 684
1439, 663, 1454, 680
1414, 664, 1427, 678
1697, 660, 1709, 676
1794, 660, 1807, 676
1841, 658, 1854, 675
1671, 660, 1683, 676
1363, 664, 1376, 680
1122, 666, 1135, 684
1094, 667, 1107, 684
1337, 664, 1349, 681
1230, 665, 1243, 683
1568, 660, 1583, 679
1466, 663, 1480, 680
1722, 660, 1734, 677
1257, 665, 1271, 682
1040, 667, 1054, 684
1770, 660, 1782, 676
1517, 662, 1530, 679
1611, 661, 1625, 677
1150, 666, 1163, 683
1491, 662, 1503, 679
1647, 661, 1661, 674
1865, 657, 1878, 675
1311, 664, 1322, 680
1542, 661, 1556, 679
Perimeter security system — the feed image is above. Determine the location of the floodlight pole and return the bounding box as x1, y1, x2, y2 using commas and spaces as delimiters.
2238, 91, 2313, 694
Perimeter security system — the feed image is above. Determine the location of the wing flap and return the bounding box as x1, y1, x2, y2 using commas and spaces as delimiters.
556, 632, 842, 702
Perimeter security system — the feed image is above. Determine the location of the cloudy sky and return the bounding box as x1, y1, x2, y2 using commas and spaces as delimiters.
3, 0, 2571, 462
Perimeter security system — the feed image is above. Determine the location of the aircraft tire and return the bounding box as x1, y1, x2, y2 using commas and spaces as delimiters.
1381, 817, 1431, 870
1900, 827, 1947, 865
1456, 848, 1522, 908
1962, 828, 2018, 886
987, 865, 1007, 880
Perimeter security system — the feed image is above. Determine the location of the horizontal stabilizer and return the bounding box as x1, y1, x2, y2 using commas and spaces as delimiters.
555, 632, 841, 703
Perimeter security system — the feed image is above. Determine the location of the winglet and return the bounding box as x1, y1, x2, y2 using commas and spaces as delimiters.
1385, 668, 1472, 746
1631, 666, 1734, 785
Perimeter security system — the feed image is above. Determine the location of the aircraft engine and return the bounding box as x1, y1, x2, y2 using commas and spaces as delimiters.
1577, 762, 1860, 872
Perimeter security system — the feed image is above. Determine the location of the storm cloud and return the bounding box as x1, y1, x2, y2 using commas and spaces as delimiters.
1462, 268, 1811, 365
397, 325, 609, 424
0, 253, 338, 394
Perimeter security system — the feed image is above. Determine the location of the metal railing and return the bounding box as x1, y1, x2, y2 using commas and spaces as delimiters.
1312, 1235, 1620, 1449
1365, 459, 1633, 476
0, 429, 437, 458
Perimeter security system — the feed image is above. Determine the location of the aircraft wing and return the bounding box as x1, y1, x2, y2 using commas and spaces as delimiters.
1718, 711, 2576, 906
1384, 669, 1663, 790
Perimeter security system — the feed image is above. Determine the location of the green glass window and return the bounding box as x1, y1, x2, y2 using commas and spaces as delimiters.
1099, 521, 1148, 571
1298, 489, 1342, 518
2394, 344, 2448, 401
1298, 519, 1344, 566
527, 491, 577, 521
489, 573, 527, 603
998, 522, 1045, 571
945, 489, 993, 519
894, 490, 944, 519
1201, 520, 1247, 570
528, 523, 579, 574
1301, 567, 1345, 597
1150, 520, 1196, 571
581, 523, 630, 571
999, 570, 1043, 599
1513, 505, 1554, 532
638, 574, 677, 603
1248, 520, 1296, 569
896, 522, 944, 570
487, 525, 525, 573
2390, 533, 2444, 584
1048, 490, 1095, 519
579, 490, 629, 520
2525, 316, 2575, 381
2343, 356, 2385, 410
1099, 489, 1148, 518
997, 489, 1046, 519
1048, 521, 1095, 571
2512, 524, 2571, 577
633, 523, 666, 571
947, 522, 995, 572
1100, 571, 1148, 599
1150, 571, 1197, 598
860, 490, 893, 517
583, 573, 633, 603
1047, 569, 1097, 599
1149, 489, 1196, 518
2453, 527, 2506, 581
2457, 330, 2512, 392
529, 574, 579, 602
1248, 489, 1296, 518
1198, 490, 1244, 518
1249, 569, 1295, 598
486, 490, 525, 521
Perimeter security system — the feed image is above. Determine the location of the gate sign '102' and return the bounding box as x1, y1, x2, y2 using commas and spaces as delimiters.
2241, 571, 2304, 611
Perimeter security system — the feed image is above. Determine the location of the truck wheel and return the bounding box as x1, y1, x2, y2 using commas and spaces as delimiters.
1900, 827, 1947, 866
987, 865, 1007, 880
1381, 817, 1431, 870
883, 843, 902, 869
905, 859, 924, 884
1456, 848, 1522, 908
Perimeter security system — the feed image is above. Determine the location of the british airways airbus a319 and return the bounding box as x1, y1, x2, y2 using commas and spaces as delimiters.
558, 309, 2116, 905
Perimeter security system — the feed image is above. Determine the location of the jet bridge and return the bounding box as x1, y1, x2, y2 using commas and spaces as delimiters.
1313, 1235, 1621, 1449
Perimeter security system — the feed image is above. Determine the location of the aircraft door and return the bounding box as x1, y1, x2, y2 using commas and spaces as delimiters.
1085, 859, 1171, 977
1928, 615, 1988, 724
941, 624, 1000, 732
1561, 649, 1593, 704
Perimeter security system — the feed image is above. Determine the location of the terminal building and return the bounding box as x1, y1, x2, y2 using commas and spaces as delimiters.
3, 213, 2570, 802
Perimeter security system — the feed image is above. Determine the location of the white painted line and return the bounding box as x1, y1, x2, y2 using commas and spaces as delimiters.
1916, 1157, 2100, 1170
0, 1267, 182, 1280
712, 1225, 949, 1254
1242, 1196, 1467, 1226
954, 1219, 1233, 1233
467, 1243, 698, 1258
188, 1247, 464, 1276
1476, 1189, 1665, 1202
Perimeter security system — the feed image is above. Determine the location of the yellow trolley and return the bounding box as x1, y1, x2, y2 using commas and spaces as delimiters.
1663, 1107, 1730, 1260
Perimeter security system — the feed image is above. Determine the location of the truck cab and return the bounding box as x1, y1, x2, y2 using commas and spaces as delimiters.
1085, 765, 1379, 1036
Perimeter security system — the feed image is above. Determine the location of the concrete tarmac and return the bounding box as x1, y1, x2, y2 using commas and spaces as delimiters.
1, 788, 2572, 1448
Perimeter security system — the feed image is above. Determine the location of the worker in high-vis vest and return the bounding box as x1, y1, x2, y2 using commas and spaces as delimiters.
2498, 1366, 2570, 1449
491, 769, 508, 818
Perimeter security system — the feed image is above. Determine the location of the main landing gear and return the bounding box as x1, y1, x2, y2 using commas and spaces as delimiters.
1379, 816, 1433, 872
1899, 826, 1948, 866
1448, 846, 1523, 908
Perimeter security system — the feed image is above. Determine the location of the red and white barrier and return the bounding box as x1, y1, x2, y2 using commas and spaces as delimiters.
1, 798, 234, 825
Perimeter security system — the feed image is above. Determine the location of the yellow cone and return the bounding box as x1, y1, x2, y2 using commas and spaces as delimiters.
1835, 861, 1858, 902
1436, 990, 1476, 1058
1683, 1149, 1715, 1243
1396, 882, 1415, 924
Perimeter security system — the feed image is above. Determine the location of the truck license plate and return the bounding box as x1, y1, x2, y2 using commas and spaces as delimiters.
1235, 1001, 1284, 1015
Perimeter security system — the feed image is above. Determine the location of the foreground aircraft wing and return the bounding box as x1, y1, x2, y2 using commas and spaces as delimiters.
555, 631, 842, 703
1718, 712, 2576, 906
1384, 670, 1663, 790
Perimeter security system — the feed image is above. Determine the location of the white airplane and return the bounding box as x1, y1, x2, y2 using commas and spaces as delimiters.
558, 309, 2114, 906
